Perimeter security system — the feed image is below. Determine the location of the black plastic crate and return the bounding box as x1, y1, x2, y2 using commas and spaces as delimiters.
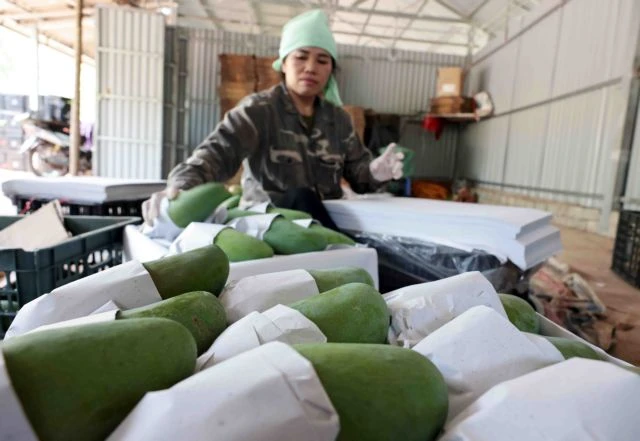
38, 96, 71, 123
612, 210, 640, 288
0, 215, 140, 335
14, 197, 148, 217
0, 95, 28, 112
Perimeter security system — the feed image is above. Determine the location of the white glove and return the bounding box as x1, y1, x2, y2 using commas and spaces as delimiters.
369, 143, 404, 182
141, 186, 180, 226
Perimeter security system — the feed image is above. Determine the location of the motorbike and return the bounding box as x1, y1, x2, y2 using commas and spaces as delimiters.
14, 112, 92, 177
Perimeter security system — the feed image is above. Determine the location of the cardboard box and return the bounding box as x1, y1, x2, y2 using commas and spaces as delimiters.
437, 67, 464, 97
538, 314, 632, 368
430, 96, 476, 114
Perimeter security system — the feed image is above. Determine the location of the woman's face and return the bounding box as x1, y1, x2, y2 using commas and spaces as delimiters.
282, 47, 333, 98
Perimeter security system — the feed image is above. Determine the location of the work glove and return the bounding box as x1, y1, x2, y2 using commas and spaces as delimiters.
369, 143, 404, 182
141, 186, 180, 226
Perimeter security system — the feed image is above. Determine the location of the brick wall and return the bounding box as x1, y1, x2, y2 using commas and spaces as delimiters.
475, 186, 619, 238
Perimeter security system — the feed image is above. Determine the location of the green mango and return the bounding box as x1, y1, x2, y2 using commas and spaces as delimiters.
118, 291, 226, 354
263, 218, 327, 254
143, 244, 229, 298
2, 318, 196, 441
214, 228, 274, 262
544, 336, 604, 361
499, 293, 540, 334
307, 267, 374, 293
290, 282, 388, 343
309, 224, 355, 245
295, 343, 448, 441
168, 182, 231, 228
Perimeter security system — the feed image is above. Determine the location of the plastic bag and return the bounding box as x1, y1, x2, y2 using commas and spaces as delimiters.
352, 231, 525, 294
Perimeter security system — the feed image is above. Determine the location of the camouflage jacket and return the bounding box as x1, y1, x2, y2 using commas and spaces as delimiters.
167, 83, 381, 206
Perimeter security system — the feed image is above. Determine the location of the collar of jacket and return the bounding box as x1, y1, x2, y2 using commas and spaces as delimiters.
277, 82, 334, 126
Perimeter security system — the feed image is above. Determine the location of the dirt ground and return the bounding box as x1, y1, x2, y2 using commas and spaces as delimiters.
557, 225, 640, 366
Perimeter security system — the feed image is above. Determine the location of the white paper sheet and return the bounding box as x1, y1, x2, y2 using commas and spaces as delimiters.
249, 201, 271, 213
293, 219, 318, 228
5, 261, 162, 338
26, 310, 119, 335
229, 213, 280, 240
412, 306, 563, 421
90, 300, 122, 315
208, 204, 230, 224
141, 197, 184, 242
168, 223, 229, 255
220, 269, 320, 323
441, 358, 640, 441
384, 272, 506, 348
123, 225, 169, 263
107, 342, 340, 441
0, 350, 39, 441
196, 305, 326, 370
323, 198, 562, 270
227, 248, 379, 289
2, 176, 166, 203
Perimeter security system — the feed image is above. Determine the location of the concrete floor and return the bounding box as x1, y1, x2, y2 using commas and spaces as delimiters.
557, 225, 640, 365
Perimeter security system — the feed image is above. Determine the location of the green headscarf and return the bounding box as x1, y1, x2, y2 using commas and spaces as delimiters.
272, 9, 343, 106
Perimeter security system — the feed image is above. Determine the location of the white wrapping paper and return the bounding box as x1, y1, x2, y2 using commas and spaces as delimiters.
383, 272, 506, 347
248, 201, 271, 213
227, 247, 379, 288
140, 197, 184, 241
292, 219, 318, 228
26, 310, 119, 335
196, 305, 326, 370
207, 204, 230, 224
168, 222, 229, 255
107, 342, 340, 441
5, 261, 162, 338
228, 213, 280, 240
441, 358, 640, 441
220, 269, 320, 323
0, 350, 39, 441
412, 306, 563, 421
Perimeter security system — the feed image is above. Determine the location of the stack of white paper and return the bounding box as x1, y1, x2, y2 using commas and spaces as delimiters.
2, 176, 166, 203
324, 198, 561, 270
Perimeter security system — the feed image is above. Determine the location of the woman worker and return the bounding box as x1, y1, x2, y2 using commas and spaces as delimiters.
142, 9, 404, 230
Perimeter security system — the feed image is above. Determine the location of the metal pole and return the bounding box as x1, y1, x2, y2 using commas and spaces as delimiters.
69, 0, 83, 176
33, 24, 40, 112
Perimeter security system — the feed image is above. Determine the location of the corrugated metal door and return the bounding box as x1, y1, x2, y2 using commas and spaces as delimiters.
95, 5, 165, 179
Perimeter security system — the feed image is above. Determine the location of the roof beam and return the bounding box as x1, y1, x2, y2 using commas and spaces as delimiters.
4, 8, 94, 22
390, 0, 431, 48
0, 0, 94, 57
250, 2, 262, 33
251, 0, 468, 24
178, 14, 476, 48
198, 0, 221, 29
356, 0, 378, 45
468, 0, 491, 18
433, 0, 494, 37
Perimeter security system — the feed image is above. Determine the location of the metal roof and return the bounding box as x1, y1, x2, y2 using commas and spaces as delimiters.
0, 0, 541, 59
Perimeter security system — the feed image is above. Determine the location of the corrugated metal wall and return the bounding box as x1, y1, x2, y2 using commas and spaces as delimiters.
163, 27, 464, 179
625, 105, 640, 210
95, 6, 165, 179
459, 0, 640, 209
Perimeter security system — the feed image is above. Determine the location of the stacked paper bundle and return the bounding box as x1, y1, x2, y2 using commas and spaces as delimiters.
2, 176, 167, 204
324, 197, 562, 270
